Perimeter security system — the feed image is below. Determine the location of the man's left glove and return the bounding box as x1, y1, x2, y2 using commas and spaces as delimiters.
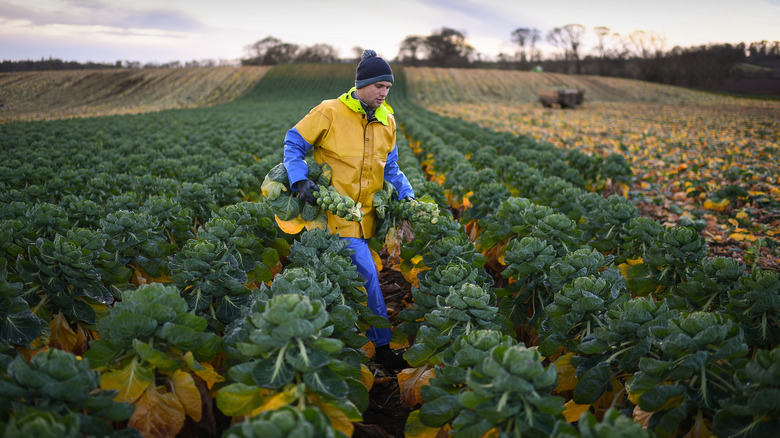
402, 196, 415, 202
294, 179, 319, 205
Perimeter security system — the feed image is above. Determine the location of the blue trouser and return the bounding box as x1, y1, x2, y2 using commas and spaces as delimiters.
342, 237, 391, 346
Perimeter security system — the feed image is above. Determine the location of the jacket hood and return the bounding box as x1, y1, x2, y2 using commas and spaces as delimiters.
338, 87, 394, 126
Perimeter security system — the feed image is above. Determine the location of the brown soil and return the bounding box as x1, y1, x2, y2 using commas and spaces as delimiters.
354, 261, 415, 438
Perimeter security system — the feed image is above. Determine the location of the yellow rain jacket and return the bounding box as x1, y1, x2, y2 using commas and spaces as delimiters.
283, 87, 414, 238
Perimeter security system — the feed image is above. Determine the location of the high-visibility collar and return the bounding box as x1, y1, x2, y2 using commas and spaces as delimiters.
338, 87, 393, 126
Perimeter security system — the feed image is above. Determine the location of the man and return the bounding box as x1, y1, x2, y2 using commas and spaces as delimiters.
283, 49, 414, 371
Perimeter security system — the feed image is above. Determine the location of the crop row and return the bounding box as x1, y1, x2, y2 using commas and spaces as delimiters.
387, 84, 780, 437
1, 64, 778, 438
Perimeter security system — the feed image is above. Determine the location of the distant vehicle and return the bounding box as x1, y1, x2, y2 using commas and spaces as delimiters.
538, 88, 585, 108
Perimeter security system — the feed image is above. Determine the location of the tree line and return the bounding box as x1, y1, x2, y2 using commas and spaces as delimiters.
241, 28, 778, 93
0, 57, 234, 72
4, 25, 778, 94
397, 26, 780, 93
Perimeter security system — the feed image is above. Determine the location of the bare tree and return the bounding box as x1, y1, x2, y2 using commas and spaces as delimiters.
628, 30, 666, 59
565, 24, 586, 73
546, 27, 567, 60
243, 36, 299, 65
511, 28, 542, 65
424, 27, 474, 67
593, 26, 611, 75
351, 46, 364, 62
628, 30, 667, 80
546, 24, 586, 73
398, 36, 426, 65
294, 43, 339, 63
593, 26, 629, 75
528, 28, 542, 62
511, 28, 530, 63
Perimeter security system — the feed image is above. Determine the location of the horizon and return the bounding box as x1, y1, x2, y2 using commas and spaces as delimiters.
1, 0, 779, 65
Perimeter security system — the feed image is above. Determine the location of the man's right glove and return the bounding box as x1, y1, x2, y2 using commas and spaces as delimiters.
294, 179, 319, 205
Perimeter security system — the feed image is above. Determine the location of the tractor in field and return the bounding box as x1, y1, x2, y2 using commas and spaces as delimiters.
538, 88, 585, 108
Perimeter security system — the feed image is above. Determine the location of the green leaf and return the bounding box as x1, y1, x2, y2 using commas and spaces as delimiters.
572, 361, 611, 404
104, 312, 158, 341
626, 263, 657, 296
303, 367, 349, 398
419, 394, 461, 427
83, 339, 123, 368
252, 356, 294, 389
0, 304, 44, 346
132, 339, 181, 372
216, 383, 265, 417
8, 356, 53, 389
638, 383, 684, 412
215, 294, 249, 324
639, 357, 672, 377
404, 342, 436, 368
99, 357, 154, 403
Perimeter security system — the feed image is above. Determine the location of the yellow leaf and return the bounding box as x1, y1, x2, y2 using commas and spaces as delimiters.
703, 198, 730, 211
390, 335, 411, 350
385, 226, 400, 255
618, 262, 631, 279
563, 400, 591, 423
735, 211, 748, 220
217, 384, 272, 417
304, 211, 328, 231
371, 248, 383, 273
620, 182, 630, 199
627, 387, 641, 406
404, 410, 451, 438
398, 365, 435, 408
729, 232, 757, 242
48, 312, 87, 354
100, 357, 154, 403
728, 218, 739, 227
311, 396, 358, 437
171, 370, 202, 422
632, 405, 652, 428
554, 353, 578, 392
360, 364, 375, 391
361, 338, 376, 359
400, 255, 427, 287
463, 191, 474, 208
182, 352, 224, 389
594, 378, 626, 413
275, 215, 307, 235
249, 386, 299, 417
129, 384, 186, 438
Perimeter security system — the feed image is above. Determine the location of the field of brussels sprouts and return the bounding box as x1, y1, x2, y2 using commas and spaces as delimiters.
1, 63, 779, 438
405, 67, 780, 272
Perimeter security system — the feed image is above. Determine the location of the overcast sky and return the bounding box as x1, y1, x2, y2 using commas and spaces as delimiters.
1, 0, 779, 64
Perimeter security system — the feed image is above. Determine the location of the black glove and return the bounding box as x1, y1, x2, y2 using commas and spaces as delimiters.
294, 179, 319, 205
402, 196, 415, 202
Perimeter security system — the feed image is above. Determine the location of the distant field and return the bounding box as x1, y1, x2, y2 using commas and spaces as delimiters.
1, 64, 777, 268
0, 66, 269, 122
405, 67, 780, 269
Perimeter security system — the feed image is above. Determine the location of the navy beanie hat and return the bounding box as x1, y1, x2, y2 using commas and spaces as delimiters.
355, 49, 394, 88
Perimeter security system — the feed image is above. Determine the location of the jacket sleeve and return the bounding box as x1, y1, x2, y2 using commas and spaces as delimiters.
384, 143, 415, 199
283, 126, 313, 189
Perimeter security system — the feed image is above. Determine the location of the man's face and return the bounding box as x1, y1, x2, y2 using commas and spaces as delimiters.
356, 81, 392, 109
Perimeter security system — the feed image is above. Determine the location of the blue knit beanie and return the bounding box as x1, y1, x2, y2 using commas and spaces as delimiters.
355, 49, 394, 88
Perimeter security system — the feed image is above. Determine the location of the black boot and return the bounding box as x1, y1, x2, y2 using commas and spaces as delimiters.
374, 345, 409, 372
